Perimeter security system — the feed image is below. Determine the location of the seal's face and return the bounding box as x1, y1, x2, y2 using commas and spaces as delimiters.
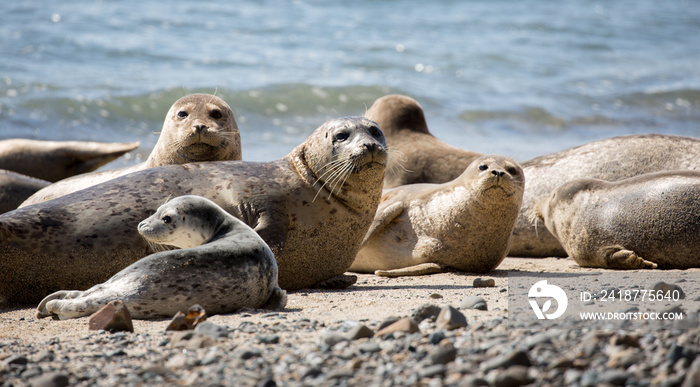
165, 94, 240, 162
466, 155, 524, 198
137, 196, 218, 249
304, 117, 388, 199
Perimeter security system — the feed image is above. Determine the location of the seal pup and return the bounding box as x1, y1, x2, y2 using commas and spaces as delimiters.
0, 139, 139, 182
0, 116, 387, 303
365, 94, 482, 189
0, 170, 50, 214
351, 155, 524, 276
533, 170, 700, 269
21, 93, 241, 206
511, 134, 700, 257
36, 195, 286, 320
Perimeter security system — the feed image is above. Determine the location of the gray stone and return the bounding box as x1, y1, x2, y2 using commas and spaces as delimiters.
460, 296, 488, 311
493, 366, 533, 387
346, 324, 373, 340
436, 305, 468, 330
29, 372, 70, 387
473, 278, 496, 288
258, 335, 280, 344
598, 369, 629, 385
358, 342, 381, 354
194, 321, 229, 338
411, 304, 441, 323
652, 281, 685, 299
419, 364, 446, 378
170, 331, 216, 349
428, 331, 446, 345
428, 343, 457, 365
480, 350, 532, 372
321, 331, 347, 346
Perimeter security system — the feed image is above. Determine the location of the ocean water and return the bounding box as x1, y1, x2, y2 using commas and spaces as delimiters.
1, 0, 698, 167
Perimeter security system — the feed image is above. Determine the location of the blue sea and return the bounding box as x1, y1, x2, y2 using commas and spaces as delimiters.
1, 0, 698, 167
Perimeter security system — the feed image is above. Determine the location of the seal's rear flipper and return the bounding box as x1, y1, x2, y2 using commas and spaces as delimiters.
599, 245, 658, 269
375, 263, 447, 277
261, 287, 287, 310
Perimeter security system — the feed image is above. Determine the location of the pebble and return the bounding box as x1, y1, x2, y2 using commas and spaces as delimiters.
480, 350, 532, 372
88, 300, 134, 333
473, 278, 495, 288
419, 364, 446, 378
258, 335, 280, 344
427, 342, 457, 365
460, 296, 488, 311
436, 305, 467, 330
427, 331, 446, 345
346, 324, 373, 340
169, 331, 216, 349
652, 281, 685, 299
194, 321, 229, 338
411, 304, 441, 323
491, 365, 533, 387
29, 372, 70, 387
374, 317, 420, 337
357, 342, 381, 354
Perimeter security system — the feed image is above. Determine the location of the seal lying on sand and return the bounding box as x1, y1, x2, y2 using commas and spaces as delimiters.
0, 139, 139, 182
21, 94, 241, 206
0, 170, 50, 214
36, 195, 286, 320
351, 155, 524, 276
365, 94, 481, 189
534, 171, 700, 269
511, 134, 700, 257
0, 116, 387, 303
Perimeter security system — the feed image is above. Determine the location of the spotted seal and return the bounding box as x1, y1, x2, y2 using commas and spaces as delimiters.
0, 116, 387, 303
351, 155, 524, 276
511, 134, 700, 257
0, 139, 139, 182
364, 94, 481, 189
533, 170, 700, 269
36, 195, 286, 319
0, 170, 50, 214
21, 93, 241, 206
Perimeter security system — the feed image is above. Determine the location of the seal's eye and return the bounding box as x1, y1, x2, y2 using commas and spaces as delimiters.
369, 126, 382, 138
478, 164, 488, 171
177, 111, 188, 119
334, 132, 350, 142
210, 109, 223, 119
162, 215, 172, 224
506, 167, 518, 176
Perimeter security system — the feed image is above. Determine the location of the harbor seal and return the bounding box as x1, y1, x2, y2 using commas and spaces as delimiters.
21, 93, 241, 206
533, 170, 700, 269
0, 116, 387, 303
351, 155, 524, 276
365, 94, 481, 189
511, 134, 700, 257
0, 170, 50, 214
36, 195, 286, 320
0, 139, 139, 182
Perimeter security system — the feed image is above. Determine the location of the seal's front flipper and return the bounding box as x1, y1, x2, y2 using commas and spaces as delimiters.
599, 246, 658, 269
313, 274, 358, 289
261, 287, 287, 310
36, 290, 85, 319
375, 263, 447, 277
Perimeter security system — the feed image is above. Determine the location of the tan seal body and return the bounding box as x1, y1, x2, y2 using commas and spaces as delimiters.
0, 170, 50, 214
0, 139, 139, 182
365, 94, 481, 189
534, 171, 700, 269
0, 117, 386, 303
351, 155, 524, 276
36, 195, 285, 320
21, 93, 241, 206
510, 134, 700, 257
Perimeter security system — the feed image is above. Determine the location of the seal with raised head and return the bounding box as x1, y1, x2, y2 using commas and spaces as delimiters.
0, 139, 139, 182
533, 170, 700, 269
511, 134, 700, 257
36, 195, 286, 319
351, 155, 524, 276
0, 116, 387, 303
365, 94, 482, 189
21, 93, 241, 206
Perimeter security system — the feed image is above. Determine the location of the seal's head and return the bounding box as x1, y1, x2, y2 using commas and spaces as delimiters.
532, 178, 601, 238
463, 155, 525, 199
365, 94, 429, 136
147, 94, 241, 167
294, 116, 388, 210
137, 195, 225, 249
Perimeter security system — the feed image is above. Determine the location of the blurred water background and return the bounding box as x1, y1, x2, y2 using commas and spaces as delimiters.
1, 0, 698, 167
